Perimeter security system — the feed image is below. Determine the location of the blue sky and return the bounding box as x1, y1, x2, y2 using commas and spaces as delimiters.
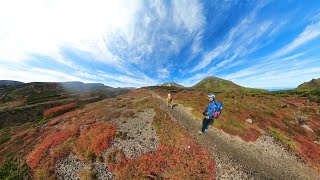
0, 0, 320, 88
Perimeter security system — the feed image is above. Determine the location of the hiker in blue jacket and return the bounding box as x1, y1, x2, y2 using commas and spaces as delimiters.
199, 94, 216, 134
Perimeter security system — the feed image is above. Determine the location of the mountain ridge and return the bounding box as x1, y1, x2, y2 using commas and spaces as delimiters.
160, 82, 184, 88
191, 76, 266, 93
296, 78, 320, 90
0, 80, 25, 86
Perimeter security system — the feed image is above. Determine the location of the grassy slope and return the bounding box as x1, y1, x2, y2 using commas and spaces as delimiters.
0, 83, 65, 104
153, 87, 320, 170
0, 82, 130, 128
296, 78, 320, 90
192, 76, 266, 93
0, 89, 216, 179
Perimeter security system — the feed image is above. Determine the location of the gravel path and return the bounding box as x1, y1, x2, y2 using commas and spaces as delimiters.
55, 153, 87, 180
112, 108, 159, 159
152, 92, 320, 180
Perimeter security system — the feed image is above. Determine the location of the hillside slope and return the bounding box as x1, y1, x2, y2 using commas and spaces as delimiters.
0, 81, 131, 128
161, 82, 184, 88
192, 76, 265, 93
296, 78, 320, 90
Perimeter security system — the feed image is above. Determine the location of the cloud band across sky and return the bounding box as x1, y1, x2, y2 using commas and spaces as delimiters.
0, 0, 319, 88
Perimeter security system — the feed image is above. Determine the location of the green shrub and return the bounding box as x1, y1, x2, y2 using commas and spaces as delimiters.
0, 160, 30, 180
269, 128, 296, 150
0, 128, 11, 145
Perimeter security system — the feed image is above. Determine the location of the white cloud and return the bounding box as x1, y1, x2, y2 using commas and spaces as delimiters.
0, 66, 84, 83
191, 2, 272, 73
157, 68, 170, 79
280, 52, 306, 61
98, 71, 157, 87
0, 0, 206, 83
221, 67, 258, 80
191, 42, 231, 72
172, 0, 205, 33
236, 66, 320, 88
1, 0, 319, 89
270, 21, 320, 58
0, 0, 141, 65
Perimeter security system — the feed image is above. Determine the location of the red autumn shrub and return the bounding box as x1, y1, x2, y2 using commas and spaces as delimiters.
111, 145, 215, 179
26, 130, 74, 170
294, 135, 320, 167
78, 123, 116, 156
43, 102, 77, 118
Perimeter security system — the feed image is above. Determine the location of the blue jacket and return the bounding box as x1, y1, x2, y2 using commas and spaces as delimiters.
204, 101, 216, 119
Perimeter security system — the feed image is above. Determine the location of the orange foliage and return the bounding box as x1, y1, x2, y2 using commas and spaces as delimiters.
110, 144, 215, 179
26, 130, 74, 170
78, 123, 116, 156
43, 102, 77, 118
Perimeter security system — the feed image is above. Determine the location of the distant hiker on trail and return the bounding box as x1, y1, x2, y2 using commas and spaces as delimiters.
199, 94, 216, 135
167, 93, 173, 109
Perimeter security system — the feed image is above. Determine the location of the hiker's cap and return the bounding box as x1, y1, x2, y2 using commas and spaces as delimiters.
208, 94, 215, 99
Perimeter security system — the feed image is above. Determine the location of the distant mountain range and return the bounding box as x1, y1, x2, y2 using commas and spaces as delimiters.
59, 81, 112, 93
0, 80, 25, 86
0, 81, 130, 104
1, 77, 320, 95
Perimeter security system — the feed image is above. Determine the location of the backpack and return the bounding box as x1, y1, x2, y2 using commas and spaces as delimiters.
213, 102, 223, 119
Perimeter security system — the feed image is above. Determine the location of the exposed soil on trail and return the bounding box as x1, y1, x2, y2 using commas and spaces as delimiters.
151, 92, 320, 180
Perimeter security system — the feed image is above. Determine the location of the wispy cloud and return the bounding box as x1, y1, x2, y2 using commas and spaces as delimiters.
270, 21, 320, 58
190, 2, 272, 73
0, 0, 319, 88
0, 66, 84, 83
173, 0, 205, 33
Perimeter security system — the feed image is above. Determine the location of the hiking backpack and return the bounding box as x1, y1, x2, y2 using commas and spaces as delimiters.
214, 102, 223, 119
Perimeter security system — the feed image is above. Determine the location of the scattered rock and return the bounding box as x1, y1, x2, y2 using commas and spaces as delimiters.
245, 118, 253, 124
55, 153, 86, 180
113, 109, 159, 159
302, 124, 313, 132
93, 162, 114, 180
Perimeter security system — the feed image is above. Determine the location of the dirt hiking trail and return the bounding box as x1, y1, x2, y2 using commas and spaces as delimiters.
151, 92, 320, 180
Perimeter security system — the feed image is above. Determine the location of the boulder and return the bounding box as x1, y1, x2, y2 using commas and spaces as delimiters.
245, 118, 253, 124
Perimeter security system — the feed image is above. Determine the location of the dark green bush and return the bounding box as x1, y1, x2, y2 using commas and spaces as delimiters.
0, 128, 11, 145
0, 160, 30, 180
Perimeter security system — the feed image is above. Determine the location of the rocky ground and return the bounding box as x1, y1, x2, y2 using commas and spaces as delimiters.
111, 108, 159, 159
152, 92, 320, 180
54, 106, 160, 179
